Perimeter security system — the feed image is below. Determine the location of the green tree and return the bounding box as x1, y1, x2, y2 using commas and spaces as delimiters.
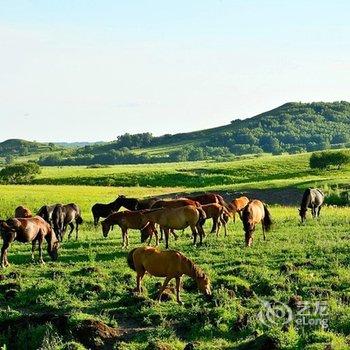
0, 163, 41, 184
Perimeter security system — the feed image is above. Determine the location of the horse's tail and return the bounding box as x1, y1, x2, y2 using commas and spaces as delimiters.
196, 207, 207, 226
262, 204, 273, 232
127, 248, 137, 271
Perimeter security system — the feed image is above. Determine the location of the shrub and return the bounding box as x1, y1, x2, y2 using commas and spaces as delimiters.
310, 150, 350, 170
0, 162, 41, 184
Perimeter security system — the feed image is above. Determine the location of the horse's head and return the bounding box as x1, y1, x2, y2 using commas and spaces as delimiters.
140, 223, 153, 243
48, 240, 60, 261
196, 273, 212, 298
299, 208, 306, 223
101, 220, 110, 237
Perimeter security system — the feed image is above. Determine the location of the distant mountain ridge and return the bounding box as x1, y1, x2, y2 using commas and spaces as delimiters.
1, 101, 350, 165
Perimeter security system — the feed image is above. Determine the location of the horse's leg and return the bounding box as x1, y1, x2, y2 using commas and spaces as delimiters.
1, 240, 9, 268
198, 225, 205, 245
38, 236, 45, 264
163, 229, 170, 249
136, 269, 145, 293
75, 221, 79, 240
216, 219, 221, 237
175, 277, 183, 305
158, 276, 172, 302
94, 215, 99, 226
1, 232, 15, 268
31, 241, 36, 261
191, 225, 197, 245
220, 215, 227, 237
159, 226, 164, 242
121, 228, 127, 248
317, 206, 322, 218
125, 229, 129, 248
68, 223, 74, 240
210, 218, 217, 234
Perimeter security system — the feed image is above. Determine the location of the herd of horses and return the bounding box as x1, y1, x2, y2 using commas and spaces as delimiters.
0, 188, 324, 302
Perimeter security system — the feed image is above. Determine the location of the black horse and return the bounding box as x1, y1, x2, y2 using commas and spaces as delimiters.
52, 203, 83, 241
92, 196, 160, 226
299, 188, 324, 223
37, 204, 60, 225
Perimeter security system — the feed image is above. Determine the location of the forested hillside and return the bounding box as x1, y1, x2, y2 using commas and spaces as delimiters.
3, 102, 350, 166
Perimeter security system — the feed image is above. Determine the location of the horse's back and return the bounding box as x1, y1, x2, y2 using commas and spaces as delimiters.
243, 200, 265, 222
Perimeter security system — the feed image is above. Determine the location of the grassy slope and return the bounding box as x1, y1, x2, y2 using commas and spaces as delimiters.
33, 152, 350, 194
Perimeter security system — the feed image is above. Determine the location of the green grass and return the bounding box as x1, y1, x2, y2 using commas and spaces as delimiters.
0, 185, 350, 349
32, 153, 350, 196
0, 152, 349, 349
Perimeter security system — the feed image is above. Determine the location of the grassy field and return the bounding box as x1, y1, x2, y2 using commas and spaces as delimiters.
0, 153, 350, 349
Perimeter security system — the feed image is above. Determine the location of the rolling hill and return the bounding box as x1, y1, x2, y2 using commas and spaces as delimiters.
3, 101, 350, 165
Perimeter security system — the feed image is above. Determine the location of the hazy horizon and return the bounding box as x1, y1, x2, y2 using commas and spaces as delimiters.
1, 1, 349, 142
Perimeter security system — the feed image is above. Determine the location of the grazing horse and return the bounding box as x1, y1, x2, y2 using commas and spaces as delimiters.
299, 188, 325, 223
0, 216, 59, 267
14, 206, 33, 218
127, 246, 212, 304
101, 210, 156, 248
242, 200, 272, 247
52, 203, 83, 241
141, 205, 206, 249
37, 204, 59, 225
202, 203, 231, 237
182, 193, 229, 233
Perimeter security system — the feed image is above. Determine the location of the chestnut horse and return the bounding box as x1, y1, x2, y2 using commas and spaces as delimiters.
242, 200, 272, 247
151, 199, 201, 241
15, 206, 33, 218
141, 205, 206, 249
127, 246, 211, 304
182, 193, 229, 233
0, 216, 59, 267
101, 210, 156, 248
202, 203, 231, 237
228, 196, 249, 222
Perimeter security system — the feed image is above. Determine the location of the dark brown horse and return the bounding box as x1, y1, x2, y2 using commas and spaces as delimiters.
242, 200, 272, 247
0, 216, 59, 267
15, 206, 33, 218
37, 204, 59, 225
101, 210, 156, 248
52, 203, 83, 241
92, 196, 160, 226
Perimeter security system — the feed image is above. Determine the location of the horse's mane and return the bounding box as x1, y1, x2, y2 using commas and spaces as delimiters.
180, 253, 207, 280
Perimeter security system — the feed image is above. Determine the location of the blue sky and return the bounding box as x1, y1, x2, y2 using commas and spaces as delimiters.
0, 1, 349, 142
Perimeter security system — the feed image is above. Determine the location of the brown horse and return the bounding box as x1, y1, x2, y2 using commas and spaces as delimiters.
141, 205, 206, 249
101, 210, 156, 248
14, 206, 33, 218
127, 246, 211, 304
202, 203, 231, 237
0, 216, 59, 267
229, 196, 249, 222
242, 200, 272, 247
151, 199, 201, 241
